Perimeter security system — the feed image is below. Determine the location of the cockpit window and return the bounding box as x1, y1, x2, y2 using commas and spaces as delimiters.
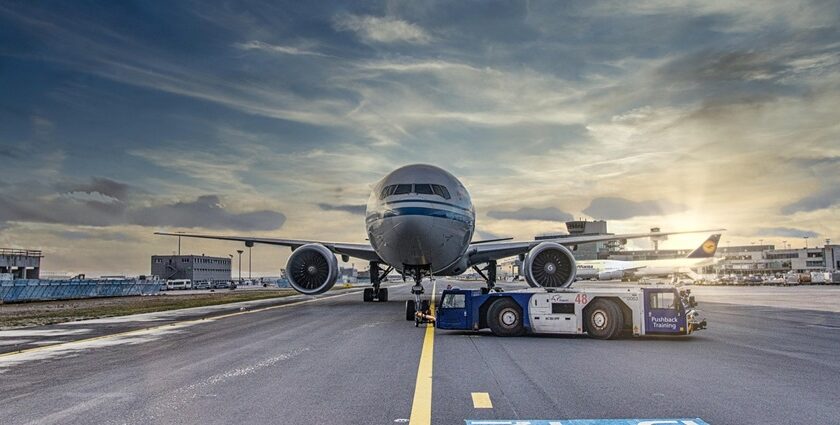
393, 184, 412, 195
432, 184, 451, 199
379, 185, 397, 199
414, 184, 433, 195
380, 183, 452, 199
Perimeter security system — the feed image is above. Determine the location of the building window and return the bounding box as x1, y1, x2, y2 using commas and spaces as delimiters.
806, 260, 824, 267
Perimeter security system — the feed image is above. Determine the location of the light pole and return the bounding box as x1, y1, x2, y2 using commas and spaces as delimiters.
237, 250, 244, 284
804, 236, 809, 249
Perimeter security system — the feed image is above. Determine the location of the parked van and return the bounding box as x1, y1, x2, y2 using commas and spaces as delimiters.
166, 279, 192, 290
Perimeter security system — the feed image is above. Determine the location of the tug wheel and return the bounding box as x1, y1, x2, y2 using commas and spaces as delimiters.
585, 299, 624, 339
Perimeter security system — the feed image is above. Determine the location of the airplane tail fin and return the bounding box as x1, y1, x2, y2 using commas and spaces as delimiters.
685, 234, 721, 258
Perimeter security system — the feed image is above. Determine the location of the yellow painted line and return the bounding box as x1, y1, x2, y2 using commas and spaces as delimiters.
409, 281, 436, 425
0, 291, 360, 360
471, 392, 493, 409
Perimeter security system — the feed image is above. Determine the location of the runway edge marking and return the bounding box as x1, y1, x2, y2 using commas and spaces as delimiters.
409, 281, 436, 425
0, 290, 361, 360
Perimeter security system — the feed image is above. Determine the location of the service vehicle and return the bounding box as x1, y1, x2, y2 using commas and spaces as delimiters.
435, 284, 706, 339
166, 279, 192, 290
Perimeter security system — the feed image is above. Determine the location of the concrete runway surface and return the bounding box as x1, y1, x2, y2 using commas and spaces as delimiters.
1, 280, 839, 424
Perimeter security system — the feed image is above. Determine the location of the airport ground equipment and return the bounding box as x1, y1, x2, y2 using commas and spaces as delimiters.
436, 284, 706, 338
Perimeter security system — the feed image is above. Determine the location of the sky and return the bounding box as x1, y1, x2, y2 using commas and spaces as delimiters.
1, 1, 839, 276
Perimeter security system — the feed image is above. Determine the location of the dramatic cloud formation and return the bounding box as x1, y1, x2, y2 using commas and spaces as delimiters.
130, 195, 286, 231
0, 1, 837, 274
0, 179, 285, 231
583, 198, 688, 220
487, 207, 574, 222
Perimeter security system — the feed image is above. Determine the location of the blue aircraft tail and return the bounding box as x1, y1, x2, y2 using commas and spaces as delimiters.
685, 234, 721, 258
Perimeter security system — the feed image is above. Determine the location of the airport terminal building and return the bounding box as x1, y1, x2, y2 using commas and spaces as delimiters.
151, 255, 231, 283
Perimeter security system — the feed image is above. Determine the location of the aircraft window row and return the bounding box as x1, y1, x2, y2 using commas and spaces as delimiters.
380, 184, 451, 199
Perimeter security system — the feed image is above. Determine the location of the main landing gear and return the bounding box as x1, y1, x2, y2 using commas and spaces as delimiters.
472, 260, 501, 294
402, 264, 434, 326
363, 261, 393, 303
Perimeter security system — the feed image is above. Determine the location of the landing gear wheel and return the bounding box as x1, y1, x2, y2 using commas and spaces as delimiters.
585, 299, 624, 339
405, 300, 416, 321
377, 288, 388, 302
487, 298, 525, 337
421, 299, 430, 312
363, 288, 374, 302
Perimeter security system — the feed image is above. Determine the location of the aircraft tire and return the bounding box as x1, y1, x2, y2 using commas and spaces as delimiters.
377, 288, 388, 302
363, 288, 374, 302
405, 300, 416, 321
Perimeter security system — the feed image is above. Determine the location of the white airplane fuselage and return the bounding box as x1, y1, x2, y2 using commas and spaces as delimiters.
365, 164, 475, 275
579, 258, 717, 278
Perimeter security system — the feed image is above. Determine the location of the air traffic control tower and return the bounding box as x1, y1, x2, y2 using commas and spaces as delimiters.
0, 248, 42, 279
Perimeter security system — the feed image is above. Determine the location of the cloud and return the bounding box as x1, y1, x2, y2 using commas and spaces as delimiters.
755, 227, 819, 239
0, 178, 285, 231
780, 186, 840, 214
130, 195, 286, 231
55, 177, 131, 201
317, 203, 366, 215
583, 197, 687, 220
487, 207, 573, 222
334, 14, 431, 44
56, 230, 138, 242
234, 41, 327, 57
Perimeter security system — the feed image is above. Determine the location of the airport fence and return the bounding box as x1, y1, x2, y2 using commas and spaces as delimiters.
0, 278, 162, 303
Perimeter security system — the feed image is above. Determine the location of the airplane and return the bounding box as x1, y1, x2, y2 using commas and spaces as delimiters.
575, 234, 722, 281
157, 164, 723, 319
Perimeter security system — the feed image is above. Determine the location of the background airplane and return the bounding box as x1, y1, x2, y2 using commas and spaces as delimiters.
576, 234, 722, 281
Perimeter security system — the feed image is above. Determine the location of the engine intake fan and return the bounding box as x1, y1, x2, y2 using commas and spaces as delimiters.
286, 244, 339, 295
524, 242, 576, 288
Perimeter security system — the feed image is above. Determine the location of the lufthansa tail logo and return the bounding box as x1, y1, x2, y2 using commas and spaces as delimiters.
702, 240, 717, 254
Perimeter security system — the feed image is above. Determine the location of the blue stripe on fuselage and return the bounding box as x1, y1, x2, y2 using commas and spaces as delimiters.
366, 206, 474, 225
383, 198, 473, 213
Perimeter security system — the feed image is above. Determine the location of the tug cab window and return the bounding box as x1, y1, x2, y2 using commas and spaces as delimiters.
440, 293, 465, 309
414, 184, 434, 195
649, 292, 676, 310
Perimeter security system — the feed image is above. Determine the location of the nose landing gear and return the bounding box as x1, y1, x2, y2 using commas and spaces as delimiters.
402, 264, 434, 326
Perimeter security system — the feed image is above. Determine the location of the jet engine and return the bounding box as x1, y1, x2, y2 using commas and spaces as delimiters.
523, 242, 576, 288
286, 244, 339, 295
598, 270, 625, 280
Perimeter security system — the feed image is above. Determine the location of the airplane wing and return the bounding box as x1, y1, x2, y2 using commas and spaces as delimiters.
466, 229, 725, 265
154, 232, 381, 262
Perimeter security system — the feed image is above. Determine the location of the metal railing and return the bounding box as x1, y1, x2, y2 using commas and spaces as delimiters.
0, 248, 43, 257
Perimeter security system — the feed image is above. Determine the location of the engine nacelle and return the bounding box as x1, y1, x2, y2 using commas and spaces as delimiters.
598, 270, 625, 280
286, 243, 339, 295
523, 242, 576, 288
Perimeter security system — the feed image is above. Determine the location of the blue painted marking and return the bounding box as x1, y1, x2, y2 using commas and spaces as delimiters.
384, 198, 473, 213
465, 419, 709, 425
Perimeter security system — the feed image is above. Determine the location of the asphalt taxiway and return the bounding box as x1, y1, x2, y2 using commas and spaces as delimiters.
1, 280, 839, 424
